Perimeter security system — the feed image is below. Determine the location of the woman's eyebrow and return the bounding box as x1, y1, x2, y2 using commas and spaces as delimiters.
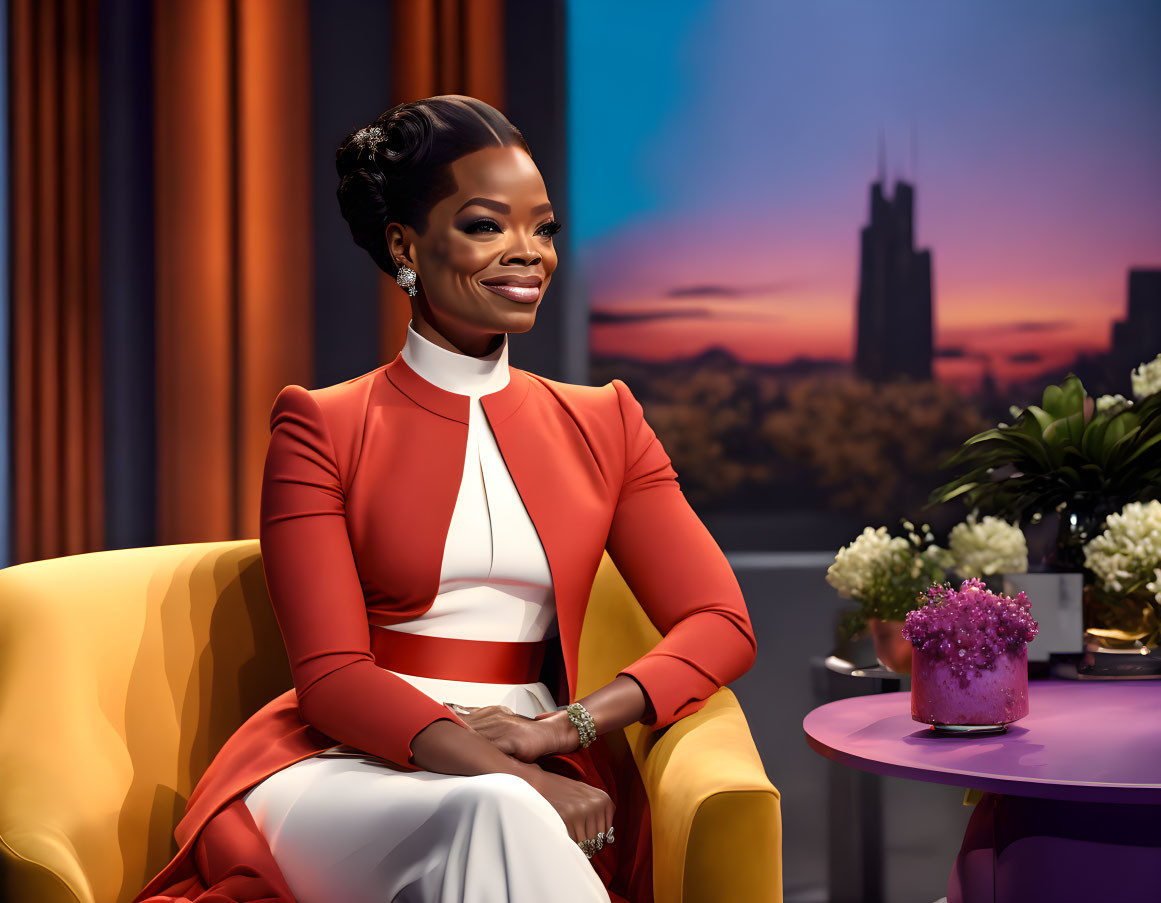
455, 197, 553, 216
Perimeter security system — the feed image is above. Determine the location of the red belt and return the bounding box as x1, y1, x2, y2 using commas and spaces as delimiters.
371, 627, 547, 684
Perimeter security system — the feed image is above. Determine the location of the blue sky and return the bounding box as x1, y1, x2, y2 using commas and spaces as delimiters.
566, 1, 1161, 387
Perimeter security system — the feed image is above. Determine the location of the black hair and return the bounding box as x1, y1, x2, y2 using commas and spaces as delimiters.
335, 95, 531, 279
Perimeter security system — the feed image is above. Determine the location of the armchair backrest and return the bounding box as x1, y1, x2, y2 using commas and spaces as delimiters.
0, 540, 659, 903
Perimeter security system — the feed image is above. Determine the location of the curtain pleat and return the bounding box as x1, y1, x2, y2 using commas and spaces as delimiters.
9, 0, 103, 564
380, 0, 506, 362
153, 0, 313, 544
236, 0, 314, 541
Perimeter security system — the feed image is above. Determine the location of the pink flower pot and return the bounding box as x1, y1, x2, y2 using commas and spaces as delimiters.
911, 643, 1029, 729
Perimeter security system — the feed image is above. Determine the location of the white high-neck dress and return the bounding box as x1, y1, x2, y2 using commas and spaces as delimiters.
241, 321, 611, 903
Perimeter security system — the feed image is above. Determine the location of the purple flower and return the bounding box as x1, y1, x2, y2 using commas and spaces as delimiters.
902, 577, 1039, 685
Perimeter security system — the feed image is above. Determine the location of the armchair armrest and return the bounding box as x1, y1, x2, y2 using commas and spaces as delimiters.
1, 826, 89, 903
577, 552, 781, 900
625, 687, 782, 903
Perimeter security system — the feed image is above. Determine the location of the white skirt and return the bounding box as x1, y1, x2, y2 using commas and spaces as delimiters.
241, 671, 611, 903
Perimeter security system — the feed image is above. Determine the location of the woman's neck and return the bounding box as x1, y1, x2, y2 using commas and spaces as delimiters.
399, 319, 510, 397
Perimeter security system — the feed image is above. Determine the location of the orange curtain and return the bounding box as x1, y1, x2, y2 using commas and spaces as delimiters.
153, 0, 313, 545
9, 0, 104, 564
381, 0, 507, 361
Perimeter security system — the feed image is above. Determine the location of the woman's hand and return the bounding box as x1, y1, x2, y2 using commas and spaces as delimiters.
516, 761, 615, 849
444, 703, 577, 762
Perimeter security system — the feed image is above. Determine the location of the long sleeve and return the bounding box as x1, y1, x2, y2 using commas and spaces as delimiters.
606, 378, 758, 729
258, 384, 470, 770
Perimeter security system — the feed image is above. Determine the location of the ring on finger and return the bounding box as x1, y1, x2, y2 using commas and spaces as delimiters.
578, 823, 616, 858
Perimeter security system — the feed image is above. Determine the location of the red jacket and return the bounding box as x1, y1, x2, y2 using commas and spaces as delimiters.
135, 354, 757, 902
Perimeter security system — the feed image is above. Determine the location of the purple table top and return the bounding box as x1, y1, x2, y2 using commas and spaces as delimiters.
803, 679, 1161, 804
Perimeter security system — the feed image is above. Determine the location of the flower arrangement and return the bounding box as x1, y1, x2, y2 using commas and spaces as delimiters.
1082, 499, 1161, 648
903, 578, 1039, 688
826, 519, 952, 638
927, 355, 1161, 573
946, 510, 1029, 579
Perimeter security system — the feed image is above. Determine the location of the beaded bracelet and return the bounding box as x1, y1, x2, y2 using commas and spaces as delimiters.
565, 701, 597, 748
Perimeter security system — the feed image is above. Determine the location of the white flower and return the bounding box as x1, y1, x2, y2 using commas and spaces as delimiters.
1094, 393, 1133, 414
826, 526, 910, 598
1131, 353, 1161, 400
1147, 567, 1161, 604
948, 510, 1029, 578
1083, 499, 1161, 596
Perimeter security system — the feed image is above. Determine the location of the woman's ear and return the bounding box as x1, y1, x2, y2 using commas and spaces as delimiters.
385, 223, 413, 269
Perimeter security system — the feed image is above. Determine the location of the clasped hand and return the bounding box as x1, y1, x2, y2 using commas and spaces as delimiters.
443, 703, 614, 849
445, 702, 572, 762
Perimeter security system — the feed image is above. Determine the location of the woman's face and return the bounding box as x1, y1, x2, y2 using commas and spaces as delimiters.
386, 145, 559, 357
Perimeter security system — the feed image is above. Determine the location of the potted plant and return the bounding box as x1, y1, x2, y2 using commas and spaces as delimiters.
826, 520, 952, 673
927, 356, 1161, 574
903, 577, 1038, 732
1081, 499, 1161, 650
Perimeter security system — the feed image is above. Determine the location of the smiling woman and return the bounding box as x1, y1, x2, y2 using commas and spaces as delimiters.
336, 100, 561, 356
134, 95, 756, 903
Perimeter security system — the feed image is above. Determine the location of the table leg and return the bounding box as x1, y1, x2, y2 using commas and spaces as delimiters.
822, 672, 895, 903
947, 792, 1161, 903
827, 759, 885, 903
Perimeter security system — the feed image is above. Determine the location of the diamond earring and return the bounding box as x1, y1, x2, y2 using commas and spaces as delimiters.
395, 264, 418, 297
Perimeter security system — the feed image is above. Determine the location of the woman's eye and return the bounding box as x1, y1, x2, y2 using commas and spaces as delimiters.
462, 219, 563, 238
464, 218, 501, 234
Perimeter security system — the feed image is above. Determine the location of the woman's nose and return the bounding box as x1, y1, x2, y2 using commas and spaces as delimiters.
503, 248, 541, 266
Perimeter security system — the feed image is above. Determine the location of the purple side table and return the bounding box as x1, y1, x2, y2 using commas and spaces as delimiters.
803, 679, 1161, 903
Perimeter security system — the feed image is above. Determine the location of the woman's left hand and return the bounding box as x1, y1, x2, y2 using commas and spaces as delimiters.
445, 703, 574, 762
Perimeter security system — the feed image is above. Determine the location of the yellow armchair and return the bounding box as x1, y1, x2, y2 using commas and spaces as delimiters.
0, 540, 781, 903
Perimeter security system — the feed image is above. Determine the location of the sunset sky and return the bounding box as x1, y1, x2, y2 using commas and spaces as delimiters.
566, 0, 1161, 392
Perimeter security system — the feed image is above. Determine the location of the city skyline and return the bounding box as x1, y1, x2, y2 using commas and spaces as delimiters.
587, 163, 1157, 396
574, 1, 1161, 396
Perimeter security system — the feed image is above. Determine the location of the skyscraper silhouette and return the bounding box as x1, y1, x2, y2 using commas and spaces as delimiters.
1110, 268, 1161, 387
854, 177, 934, 382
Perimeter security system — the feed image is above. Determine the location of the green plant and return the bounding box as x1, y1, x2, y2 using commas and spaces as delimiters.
827, 520, 953, 638
927, 372, 1161, 526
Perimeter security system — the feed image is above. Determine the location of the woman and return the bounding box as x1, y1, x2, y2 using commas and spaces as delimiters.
135, 96, 756, 903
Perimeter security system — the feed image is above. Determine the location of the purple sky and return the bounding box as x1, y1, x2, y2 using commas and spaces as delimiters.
567, 1, 1161, 391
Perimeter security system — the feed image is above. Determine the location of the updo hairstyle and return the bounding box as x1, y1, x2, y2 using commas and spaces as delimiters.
335, 95, 531, 279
